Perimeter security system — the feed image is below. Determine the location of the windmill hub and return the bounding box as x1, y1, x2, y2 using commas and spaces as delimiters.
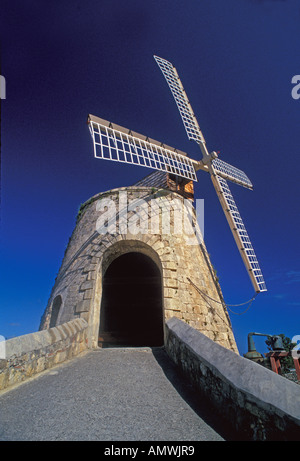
199, 150, 218, 166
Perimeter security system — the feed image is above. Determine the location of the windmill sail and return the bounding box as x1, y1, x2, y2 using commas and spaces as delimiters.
154, 55, 267, 293
88, 115, 197, 181
211, 158, 253, 190
154, 55, 206, 148
87, 57, 267, 293
210, 172, 267, 293
154, 55, 253, 188
196, 158, 253, 190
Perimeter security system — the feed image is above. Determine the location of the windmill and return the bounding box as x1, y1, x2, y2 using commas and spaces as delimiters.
87, 55, 267, 295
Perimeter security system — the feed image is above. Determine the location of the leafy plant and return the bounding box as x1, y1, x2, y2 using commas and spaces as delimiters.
265, 334, 297, 373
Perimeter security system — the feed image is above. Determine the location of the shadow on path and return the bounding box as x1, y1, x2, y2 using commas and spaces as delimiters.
151, 347, 238, 441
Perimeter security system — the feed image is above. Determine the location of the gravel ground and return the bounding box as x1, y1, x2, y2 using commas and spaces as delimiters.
0, 347, 226, 441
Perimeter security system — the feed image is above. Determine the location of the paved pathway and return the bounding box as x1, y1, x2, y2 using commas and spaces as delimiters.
0, 347, 225, 441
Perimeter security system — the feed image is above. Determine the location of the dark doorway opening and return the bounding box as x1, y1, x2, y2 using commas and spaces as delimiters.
50, 295, 62, 328
99, 252, 164, 347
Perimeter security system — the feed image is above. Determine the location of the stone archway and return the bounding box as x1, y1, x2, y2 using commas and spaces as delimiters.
49, 295, 62, 328
99, 251, 164, 347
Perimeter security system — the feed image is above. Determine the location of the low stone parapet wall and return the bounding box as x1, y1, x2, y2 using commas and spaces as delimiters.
165, 317, 300, 441
0, 319, 88, 392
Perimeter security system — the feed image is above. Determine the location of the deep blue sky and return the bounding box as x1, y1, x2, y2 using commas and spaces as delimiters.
1, 0, 299, 355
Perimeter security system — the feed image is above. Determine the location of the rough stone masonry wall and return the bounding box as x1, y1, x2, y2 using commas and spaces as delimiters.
0, 319, 88, 391
40, 186, 238, 353
165, 317, 300, 441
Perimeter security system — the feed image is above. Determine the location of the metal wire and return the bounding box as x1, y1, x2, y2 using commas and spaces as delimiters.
187, 277, 258, 314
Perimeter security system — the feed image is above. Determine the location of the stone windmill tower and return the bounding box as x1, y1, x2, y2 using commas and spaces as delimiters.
40, 56, 267, 353
39, 167, 238, 352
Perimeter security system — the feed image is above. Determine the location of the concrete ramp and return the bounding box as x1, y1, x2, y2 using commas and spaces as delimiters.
0, 347, 225, 441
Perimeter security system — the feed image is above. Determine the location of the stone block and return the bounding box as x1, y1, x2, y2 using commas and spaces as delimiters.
55, 325, 68, 340
48, 327, 62, 343
164, 288, 178, 298
164, 297, 180, 310
75, 300, 90, 313
70, 319, 81, 333
60, 323, 73, 337
83, 289, 94, 299
162, 261, 177, 270
163, 277, 178, 289
87, 271, 96, 281
14, 334, 35, 355
32, 330, 52, 348
80, 312, 89, 322
5, 337, 22, 359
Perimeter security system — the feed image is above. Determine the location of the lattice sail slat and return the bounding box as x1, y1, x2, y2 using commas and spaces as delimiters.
211, 172, 267, 293
154, 55, 205, 146
212, 158, 253, 190
89, 116, 197, 182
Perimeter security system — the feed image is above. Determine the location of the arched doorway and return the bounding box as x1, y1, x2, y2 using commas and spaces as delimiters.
99, 252, 164, 347
49, 295, 62, 328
